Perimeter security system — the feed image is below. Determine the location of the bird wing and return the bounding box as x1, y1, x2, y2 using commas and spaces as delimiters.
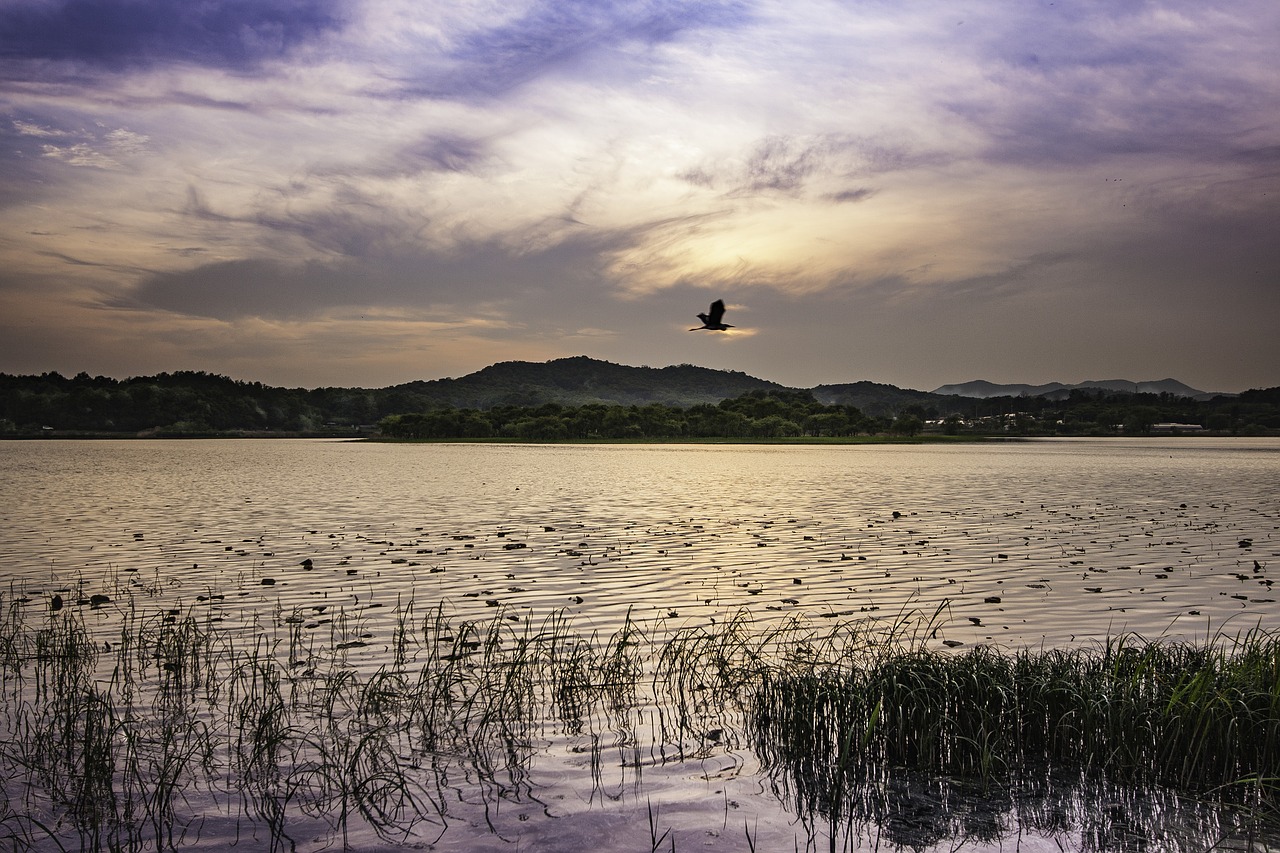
707, 299, 725, 324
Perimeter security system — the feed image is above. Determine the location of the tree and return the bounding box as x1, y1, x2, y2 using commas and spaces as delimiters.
1123, 406, 1160, 435
890, 414, 923, 437
750, 415, 802, 438
804, 411, 851, 437
513, 415, 568, 441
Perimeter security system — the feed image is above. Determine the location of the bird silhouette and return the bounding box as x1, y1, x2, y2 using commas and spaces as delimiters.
690, 299, 733, 331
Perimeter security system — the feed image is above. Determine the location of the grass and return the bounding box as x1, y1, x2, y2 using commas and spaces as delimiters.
1, 591, 1279, 851
753, 628, 1280, 851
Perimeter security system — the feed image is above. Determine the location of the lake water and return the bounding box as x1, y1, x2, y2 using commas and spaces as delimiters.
2, 438, 1278, 851
5, 438, 1278, 647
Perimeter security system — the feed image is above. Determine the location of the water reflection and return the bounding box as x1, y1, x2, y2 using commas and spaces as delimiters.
0, 603, 666, 851
755, 755, 1278, 852
751, 633, 1280, 852
5, 594, 1280, 851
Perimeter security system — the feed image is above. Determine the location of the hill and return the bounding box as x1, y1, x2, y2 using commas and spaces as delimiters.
812, 381, 952, 418
0, 358, 793, 433
932, 378, 1219, 400
390, 356, 786, 408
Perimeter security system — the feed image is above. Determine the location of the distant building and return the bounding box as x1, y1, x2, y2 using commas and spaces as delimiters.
1151, 422, 1206, 433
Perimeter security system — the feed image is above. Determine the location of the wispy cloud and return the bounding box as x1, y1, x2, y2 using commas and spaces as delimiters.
14, 119, 67, 137
420, 0, 751, 98
36, 125, 149, 168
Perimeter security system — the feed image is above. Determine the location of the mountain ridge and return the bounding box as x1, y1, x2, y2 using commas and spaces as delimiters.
931, 378, 1222, 401
390, 355, 789, 408
386, 358, 1235, 417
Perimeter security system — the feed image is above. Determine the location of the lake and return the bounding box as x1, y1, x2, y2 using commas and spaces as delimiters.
2, 438, 1278, 851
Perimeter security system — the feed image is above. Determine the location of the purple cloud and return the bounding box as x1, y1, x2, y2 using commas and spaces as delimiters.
410, 0, 751, 98
0, 0, 345, 75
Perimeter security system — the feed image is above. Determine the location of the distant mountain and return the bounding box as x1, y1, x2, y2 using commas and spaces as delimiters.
390, 356, 788, 409
811, 381, 949, 418
418, 364, 1232, 413
398, 359, 947, 415
932, 378, 1220, 401
931, 380, 1065, 399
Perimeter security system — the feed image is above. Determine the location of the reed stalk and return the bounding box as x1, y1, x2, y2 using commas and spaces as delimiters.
752, 627, 1280, 849
1, 589, 1277, 852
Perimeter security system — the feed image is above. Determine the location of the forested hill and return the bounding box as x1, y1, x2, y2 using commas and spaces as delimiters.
1, 357, 1277, 436
0, 357, 794, 434
390, 356, 786, 408
813, 381, 953, 417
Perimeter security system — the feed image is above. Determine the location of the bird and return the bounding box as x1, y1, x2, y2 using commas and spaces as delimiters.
690, 299, 733, 331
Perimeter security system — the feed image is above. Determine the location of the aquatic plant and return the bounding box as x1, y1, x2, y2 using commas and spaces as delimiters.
1, 589, 1279, 852
752, 628, 1280, 850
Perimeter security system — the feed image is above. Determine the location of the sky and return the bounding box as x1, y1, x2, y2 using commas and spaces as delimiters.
2, 1, 1278, 394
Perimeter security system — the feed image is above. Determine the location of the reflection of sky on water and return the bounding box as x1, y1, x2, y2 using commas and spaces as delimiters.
2, 439, 1276, 649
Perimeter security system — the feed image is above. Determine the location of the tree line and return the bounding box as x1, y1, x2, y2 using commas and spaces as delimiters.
2, 370, 1276, 438
378, 390, 917, 440
0, 371, 390, 434
380, 387, 1280, 440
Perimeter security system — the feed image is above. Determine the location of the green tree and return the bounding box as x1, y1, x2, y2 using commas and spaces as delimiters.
750, 415, 802, 438
890, 414, 923, 436
513, 415, 569, 441
803, 411, 851, 436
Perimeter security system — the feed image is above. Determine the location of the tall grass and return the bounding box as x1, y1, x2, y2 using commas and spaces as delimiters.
752, 628, 1280, 850
0, 594, 664, 850
1, 589, 1278, 851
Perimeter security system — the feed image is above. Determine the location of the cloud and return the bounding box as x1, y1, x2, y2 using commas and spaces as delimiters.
37, 127, 148, 168
41, 142, 117, 168
13, 119, 67, 137
0, 0, 1277, 393
1, 117, 152, 210
942, 4, 1280, 169
402, 133, 493, 175
825, 188, 876, 204
424, 0, 752, 98
0, 0, 346, 75
119, 225, 650, 322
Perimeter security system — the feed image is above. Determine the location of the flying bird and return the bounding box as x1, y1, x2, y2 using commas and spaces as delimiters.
690, 299, 733, 331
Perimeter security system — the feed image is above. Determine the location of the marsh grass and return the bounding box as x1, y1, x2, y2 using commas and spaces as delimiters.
0, 594, 666, 851
753, 626, 1280, 851
1, 589, 1279, 851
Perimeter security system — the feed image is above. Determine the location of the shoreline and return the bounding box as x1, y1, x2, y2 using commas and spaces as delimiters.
2, 432, 1265, 443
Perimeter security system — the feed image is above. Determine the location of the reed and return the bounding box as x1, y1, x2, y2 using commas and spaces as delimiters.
752, 627, 1280, 848
225, 642, 301, 852
1, 589, 1278, 851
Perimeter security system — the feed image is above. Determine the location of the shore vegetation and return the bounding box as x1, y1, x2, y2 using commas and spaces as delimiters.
2, 593, 1278, 851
